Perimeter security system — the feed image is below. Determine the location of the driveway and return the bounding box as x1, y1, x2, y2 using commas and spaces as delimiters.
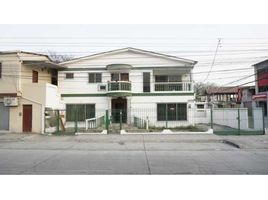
0, 133, 268, 174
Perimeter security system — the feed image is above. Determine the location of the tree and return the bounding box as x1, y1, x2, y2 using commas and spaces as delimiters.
46, 51, 74, 63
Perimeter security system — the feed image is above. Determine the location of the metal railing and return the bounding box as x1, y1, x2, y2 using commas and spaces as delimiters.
154, 82, 192, 91
85, 116, 105, 130
107, 81, 131, 91
44, 107, 265, 135
133, 116, 148, 129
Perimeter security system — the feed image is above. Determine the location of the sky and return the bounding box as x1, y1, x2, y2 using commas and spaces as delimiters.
1, 24, 268, 86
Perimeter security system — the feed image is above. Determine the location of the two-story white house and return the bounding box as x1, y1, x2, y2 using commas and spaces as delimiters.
58, 47, 197, 129
0, 51, 65, 133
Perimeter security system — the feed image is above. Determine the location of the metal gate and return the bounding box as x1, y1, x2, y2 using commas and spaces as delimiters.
0, 102, 9, 130
212, 108, 265, 135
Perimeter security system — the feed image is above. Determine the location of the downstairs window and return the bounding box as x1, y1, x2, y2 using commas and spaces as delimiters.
157, 103, 187, 121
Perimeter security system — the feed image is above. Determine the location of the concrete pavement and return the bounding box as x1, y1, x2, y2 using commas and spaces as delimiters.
0, 133, 268, 174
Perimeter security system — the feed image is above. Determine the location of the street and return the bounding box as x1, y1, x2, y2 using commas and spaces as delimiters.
0, 133, 268, 174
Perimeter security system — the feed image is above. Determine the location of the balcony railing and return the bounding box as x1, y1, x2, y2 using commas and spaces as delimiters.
107, 81, 131, 92
154, 82, 193, 92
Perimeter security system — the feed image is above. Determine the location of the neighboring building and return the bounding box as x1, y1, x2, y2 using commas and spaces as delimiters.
205, 86, 240, 108
237, 86, 255, 115
194, 100, 209, 109
58, 47, 197, 127
194, 95, 209, 109
0, 51, 65, 133
252, 59, 268, 117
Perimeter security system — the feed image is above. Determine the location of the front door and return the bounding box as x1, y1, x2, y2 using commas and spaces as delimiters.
111, 98, 127, 123
0, 102, 9, 130
23, 105, 32, 132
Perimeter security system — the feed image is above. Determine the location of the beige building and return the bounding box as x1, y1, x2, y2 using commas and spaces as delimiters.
0, 51, 64, 133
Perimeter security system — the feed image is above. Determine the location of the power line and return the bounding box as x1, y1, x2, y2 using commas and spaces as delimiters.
203, 38, 222, 82
209, 65, 268, 94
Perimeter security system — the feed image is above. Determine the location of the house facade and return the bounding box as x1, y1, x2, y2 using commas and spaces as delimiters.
0, 51, 64, 133
252, 59, 268, 117
58, 48, 197, 128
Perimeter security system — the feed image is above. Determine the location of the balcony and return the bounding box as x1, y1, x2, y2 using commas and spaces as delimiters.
154, 82, 193, 92
107, 81, 132, 96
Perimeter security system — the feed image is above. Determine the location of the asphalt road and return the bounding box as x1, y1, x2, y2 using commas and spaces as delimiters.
0, 133, 268, 174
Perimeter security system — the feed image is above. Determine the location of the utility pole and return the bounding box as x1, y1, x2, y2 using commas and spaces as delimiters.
203, 38, 222, 82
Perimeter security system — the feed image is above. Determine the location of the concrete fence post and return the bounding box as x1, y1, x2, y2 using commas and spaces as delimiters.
210, 107, 213, 129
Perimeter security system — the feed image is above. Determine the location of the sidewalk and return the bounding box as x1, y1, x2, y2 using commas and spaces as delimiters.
1, 132, 268, 149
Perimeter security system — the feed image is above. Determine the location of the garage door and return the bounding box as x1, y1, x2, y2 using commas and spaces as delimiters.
0, 102, 9, 130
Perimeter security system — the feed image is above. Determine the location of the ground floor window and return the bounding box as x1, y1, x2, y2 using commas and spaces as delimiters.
157, 103, 187, 121
66, 104, 95, 121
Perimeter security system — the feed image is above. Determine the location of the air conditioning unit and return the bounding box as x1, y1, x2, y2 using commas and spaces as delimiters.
98, 84, 107, 91
3, 97, 18, 107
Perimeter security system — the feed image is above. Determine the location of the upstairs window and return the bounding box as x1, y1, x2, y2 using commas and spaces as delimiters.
155, 75, 182, 82
111, 73, 129, 81
32, 70, 38, 83
65, 73, 74, 79
88, 73, 102, 83
143, 72, 151, 92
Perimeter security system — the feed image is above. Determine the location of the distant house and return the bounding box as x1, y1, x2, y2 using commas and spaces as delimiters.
205, 86, 240, 108
252, 59, 268, 117
0, 51, 65, 133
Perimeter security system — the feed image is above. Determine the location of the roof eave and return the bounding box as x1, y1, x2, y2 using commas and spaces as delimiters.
22, 60, 66, 69
60, 47, 197, 65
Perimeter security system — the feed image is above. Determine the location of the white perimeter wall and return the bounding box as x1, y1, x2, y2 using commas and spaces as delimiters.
213, 108, 248, 130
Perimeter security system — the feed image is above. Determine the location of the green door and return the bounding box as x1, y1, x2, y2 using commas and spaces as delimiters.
111, 98, 127, 123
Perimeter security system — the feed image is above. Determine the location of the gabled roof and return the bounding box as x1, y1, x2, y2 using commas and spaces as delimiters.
60, 47, 198, 65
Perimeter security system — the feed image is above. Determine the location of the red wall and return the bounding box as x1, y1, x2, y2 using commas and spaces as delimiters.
258, 72, 268, 87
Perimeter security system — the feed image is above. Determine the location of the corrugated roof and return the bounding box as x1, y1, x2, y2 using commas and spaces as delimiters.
206, 86, 239, 94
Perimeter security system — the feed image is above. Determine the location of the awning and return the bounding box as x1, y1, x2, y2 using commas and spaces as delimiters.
252, 93, 267, 101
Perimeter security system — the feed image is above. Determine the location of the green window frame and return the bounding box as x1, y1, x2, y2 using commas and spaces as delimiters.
88, 73, 102, 83
157, 103, 187, 121
66, 104, 95, 121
